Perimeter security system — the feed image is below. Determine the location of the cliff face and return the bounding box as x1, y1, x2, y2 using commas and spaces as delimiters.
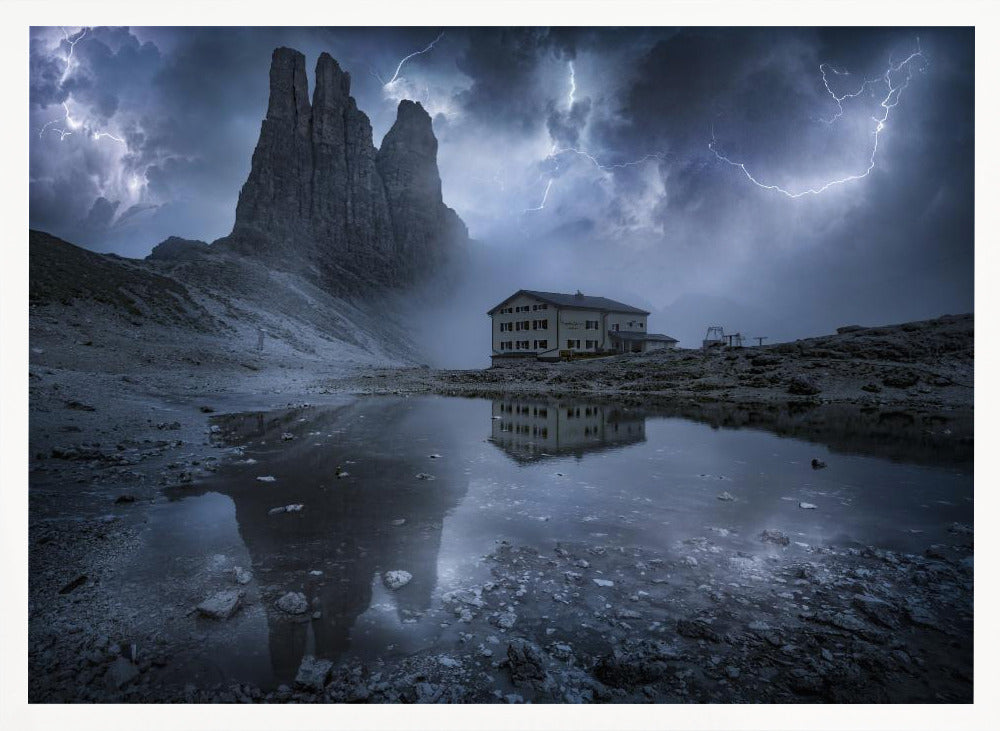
217, 48, 466, 289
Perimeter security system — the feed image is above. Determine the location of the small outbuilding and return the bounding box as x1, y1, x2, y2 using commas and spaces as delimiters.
609, 330, 678, 354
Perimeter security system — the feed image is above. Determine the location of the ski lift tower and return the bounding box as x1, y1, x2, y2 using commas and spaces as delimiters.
703, 326, 726, 349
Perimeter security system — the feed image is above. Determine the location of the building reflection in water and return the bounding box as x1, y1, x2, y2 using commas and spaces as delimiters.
488, 398, 647, 463
182, 399, 468, 685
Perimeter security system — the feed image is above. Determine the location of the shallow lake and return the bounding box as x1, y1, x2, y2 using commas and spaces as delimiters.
115, 395, 972, 690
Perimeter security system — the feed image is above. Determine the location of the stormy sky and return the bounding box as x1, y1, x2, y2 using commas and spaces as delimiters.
28, 26, 973, 353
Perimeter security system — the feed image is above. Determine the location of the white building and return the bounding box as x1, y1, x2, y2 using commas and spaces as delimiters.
487, 289, 677, 364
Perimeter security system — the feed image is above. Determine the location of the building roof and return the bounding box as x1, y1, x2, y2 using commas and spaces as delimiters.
487, 289, 650, 315
610, 331, 678, 342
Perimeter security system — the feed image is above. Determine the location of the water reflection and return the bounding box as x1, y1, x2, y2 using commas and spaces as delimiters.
489, 398, 646, 462
184, 399, 468, 683
145, 394, 972, 691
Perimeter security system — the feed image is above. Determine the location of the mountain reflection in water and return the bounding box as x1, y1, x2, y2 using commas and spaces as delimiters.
181, 398, 468, 683
138, 394, 971, 690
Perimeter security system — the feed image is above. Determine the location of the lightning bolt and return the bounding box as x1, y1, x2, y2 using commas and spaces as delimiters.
379, 31, 445, 87
817, 64, 879, 125
710, 39, 927, 198
524, 179, 554, 212
59, 26, 86, 84
567, 61, 576, 108
38, 29, 129, 147
39, 100, 125, 145
523, 62, 667, 214
550, 147, 667, 171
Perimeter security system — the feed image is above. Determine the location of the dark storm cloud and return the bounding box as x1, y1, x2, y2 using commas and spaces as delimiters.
454, 28, 572, 131
28, 26, 973, 356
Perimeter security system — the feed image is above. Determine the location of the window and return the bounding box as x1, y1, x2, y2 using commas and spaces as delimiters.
613, 324, 619, 332
532, 305, 538, 311
584, 320, 599, 330
566, 339, 580, 349
541, 319, 548, 329
537, 339, 548, 350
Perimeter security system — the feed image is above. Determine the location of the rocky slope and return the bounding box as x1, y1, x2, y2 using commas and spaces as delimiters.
30, 229, 421, 381
215, 48, 467, 290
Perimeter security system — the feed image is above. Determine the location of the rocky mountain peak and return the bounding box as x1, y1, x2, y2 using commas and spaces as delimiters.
266, 47, 311, 135
313, 52, 351, 106
216, 48, 466, 291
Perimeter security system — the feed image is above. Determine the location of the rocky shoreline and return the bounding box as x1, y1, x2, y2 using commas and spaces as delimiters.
28, 313, 973, 703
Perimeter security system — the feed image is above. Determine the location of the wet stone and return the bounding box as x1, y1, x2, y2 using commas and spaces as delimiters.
506, 638, 550, 689
594, 639, 680, 688
196, 589, 242, 620
295, 655, 332, 691
760, 529, 790, 546
233, 566, 253, 585
276, 591, 309, 615
383, 570, 412, 590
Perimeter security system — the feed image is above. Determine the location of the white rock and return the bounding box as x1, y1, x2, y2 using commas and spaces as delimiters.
383, 570, 413, 590
799, 502, 818, 510
718, 491, 736, 501
256, 475, 276, 483
233, 566, 253, 585
593, 578, 614, 588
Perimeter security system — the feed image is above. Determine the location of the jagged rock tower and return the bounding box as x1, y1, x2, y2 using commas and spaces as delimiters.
216, 47, 467, 289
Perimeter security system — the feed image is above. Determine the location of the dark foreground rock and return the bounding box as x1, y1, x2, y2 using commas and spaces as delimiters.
29, 515, 972, 703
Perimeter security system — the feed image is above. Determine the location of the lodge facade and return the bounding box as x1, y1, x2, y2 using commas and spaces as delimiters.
487, 289, 677, 364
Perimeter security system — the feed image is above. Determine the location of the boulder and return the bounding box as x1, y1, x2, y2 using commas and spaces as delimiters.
196, 589, 242, 619
383, 570, 412, 590
506, 639, 550, 689
295, 655, 333, 691
276, 591, 309, 614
